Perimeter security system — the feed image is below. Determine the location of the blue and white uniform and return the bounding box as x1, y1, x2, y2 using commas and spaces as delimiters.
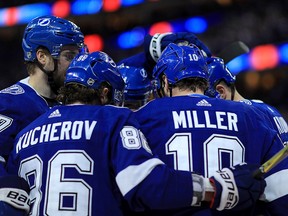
135, 95, 288, 215
7, 105, 194, 216
0, 78, 51, 173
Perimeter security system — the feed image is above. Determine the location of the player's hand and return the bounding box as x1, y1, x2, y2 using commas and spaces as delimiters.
145, 32, 212, 63
0, 175, 30, 216
209, 163, 266, 211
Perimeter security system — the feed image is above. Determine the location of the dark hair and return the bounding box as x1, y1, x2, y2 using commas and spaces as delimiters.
57, 83, 103, 105
24, 47, 50, 75
171, 77, 209, 92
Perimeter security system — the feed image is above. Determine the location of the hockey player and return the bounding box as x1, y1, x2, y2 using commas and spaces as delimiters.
117, 32, 210, 110
117, 64, 154, 110
206, 57, 288, 146
6, 51, 265, 215
118, 31, 211, 78
134, 43, 288, 215
0, 15, 85, 215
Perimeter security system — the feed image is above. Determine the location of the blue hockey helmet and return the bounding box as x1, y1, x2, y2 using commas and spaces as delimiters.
152, 43, 208, 89
118, 64, 153, 108
65, 51, 125, 105
22, 15, 85, 62
206, 57, 236, 97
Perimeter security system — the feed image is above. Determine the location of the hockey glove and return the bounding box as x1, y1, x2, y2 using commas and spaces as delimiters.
145, 32, 212, 63
0, 175, 30, 216
209, 163, 266, 211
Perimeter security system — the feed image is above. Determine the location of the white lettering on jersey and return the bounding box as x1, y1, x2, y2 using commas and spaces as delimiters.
273, 116, 288, 134
16, 120, 97, 153
172, 110, 238, 131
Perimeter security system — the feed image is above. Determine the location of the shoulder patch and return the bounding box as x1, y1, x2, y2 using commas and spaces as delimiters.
239, 99, 252, 105
0, 85, 25, 95
0, 114, 13, 132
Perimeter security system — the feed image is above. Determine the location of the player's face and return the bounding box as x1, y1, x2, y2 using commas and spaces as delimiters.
53, 45, 80, 90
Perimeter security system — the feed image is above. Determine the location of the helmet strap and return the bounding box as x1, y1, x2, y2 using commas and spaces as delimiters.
169, 85, 173, 97
158, 76, 167, 98
230, 84, 236, 101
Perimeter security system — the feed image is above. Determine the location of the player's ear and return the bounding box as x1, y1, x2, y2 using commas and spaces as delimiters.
161, 75, 170, 96
100, 87, 109, 105
215, 84, 227, 100
36, 48, 48, 65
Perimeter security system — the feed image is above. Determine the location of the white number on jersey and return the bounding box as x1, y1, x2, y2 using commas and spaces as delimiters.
166, 133, 245, 177
120, 126, 152, 154
19, 150, 93, 216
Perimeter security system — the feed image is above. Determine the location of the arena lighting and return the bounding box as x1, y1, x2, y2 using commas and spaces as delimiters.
250, 45, 279, 71
118, 28, 146, 49
52, 0, 70, 17
11, 3, 50, 25
122, 0, 144, 6
72, 0, 102, 15
185, 17, 207, 33
149, 21, 173, 35
4, 7, 18, 26
103, 0, 121, 12
0, 0, 147, 27
279, 44, 288, 64
85, 34, 104, 52
226, 54, 250, 75
226, 43, 288, 74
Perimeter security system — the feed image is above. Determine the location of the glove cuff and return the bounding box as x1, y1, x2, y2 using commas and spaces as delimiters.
210, 168, 239, 211
149, 32, 172, 62
0, 188, 30, 213
191, 174, 215, 206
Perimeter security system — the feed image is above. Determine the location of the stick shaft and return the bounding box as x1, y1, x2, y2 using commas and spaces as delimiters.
253, 145, 288, 178
217, 41, 250, 63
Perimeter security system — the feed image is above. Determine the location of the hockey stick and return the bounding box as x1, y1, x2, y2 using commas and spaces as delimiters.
253, 144, 288, 178
216, 41, 250, 63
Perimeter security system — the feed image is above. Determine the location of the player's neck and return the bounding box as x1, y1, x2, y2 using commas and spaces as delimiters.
233, 90, 245, 101
28, 72, 56, 99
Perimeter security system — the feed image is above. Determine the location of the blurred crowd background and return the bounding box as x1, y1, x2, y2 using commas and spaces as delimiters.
0, 0, 287, 119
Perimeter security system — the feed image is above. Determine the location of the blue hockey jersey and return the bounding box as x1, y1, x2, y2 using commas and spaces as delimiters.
0, 78, 49, 167
135, 94, 288, 216
240, 99, 288, 146
7, 105, 195, 216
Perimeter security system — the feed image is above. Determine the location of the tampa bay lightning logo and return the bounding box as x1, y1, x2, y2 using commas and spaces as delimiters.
37, 18, 51, 26
0, 85, 25, 95
239, 99, 252, 105
140, 69, 147, 78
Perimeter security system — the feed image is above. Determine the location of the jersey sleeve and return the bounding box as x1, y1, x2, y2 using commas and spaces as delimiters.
0, 101, 21, 161
259, 130, 288, 215
110, 112, 194, 212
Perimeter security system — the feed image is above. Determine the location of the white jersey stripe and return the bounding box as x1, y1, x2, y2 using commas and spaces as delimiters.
116, 158, 164, 196
262, 169, 288, 201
